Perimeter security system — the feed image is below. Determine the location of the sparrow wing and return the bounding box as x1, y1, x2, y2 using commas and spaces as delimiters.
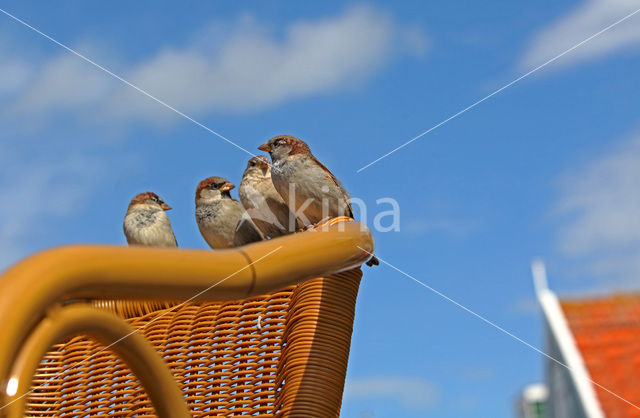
234, 212, 265, 246
171, 232, 178, 247
310, 154, 354, 218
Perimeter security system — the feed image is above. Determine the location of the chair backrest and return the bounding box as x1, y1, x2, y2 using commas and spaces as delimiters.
26, 268, 362, 417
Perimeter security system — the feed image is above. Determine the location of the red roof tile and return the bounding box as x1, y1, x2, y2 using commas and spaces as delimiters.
561, 295, 640, 417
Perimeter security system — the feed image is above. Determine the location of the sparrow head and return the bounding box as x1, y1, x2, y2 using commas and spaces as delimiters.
196, 176, 235, 203
243, 155, 270, 177
258, 135, 311, 162
128, 192, 172, 212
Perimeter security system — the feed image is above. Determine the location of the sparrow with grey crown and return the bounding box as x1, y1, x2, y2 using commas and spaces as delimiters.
239, 155, 300, 238
124, 192, 177, 247
195, 176, 264, 249
258, 135, 379, 266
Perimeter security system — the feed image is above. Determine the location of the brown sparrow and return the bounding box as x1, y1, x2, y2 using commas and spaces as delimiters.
195, 176, 264, 249
239, 155, 300, 238
258, 135, 378, 266
123, 192, 177, 247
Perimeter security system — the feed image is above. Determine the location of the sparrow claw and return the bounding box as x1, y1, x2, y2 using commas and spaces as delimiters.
365, 255, 379, 267
314, 217, 332, 230
298, 217, 333, 232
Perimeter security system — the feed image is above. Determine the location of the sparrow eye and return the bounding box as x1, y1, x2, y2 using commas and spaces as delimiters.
250, 162, 256, 167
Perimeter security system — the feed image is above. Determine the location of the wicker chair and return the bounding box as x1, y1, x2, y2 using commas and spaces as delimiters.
0, 218, 374, 417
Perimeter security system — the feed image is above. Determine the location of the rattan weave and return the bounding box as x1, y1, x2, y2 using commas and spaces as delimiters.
26, 268, 362, 417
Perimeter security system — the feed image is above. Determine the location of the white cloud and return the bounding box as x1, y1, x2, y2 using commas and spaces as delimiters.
0, 60, 31, 96
509, 297, 540, 316
2, 5, 426, 125
555, 132, 640, 285
403, 218, 478, 238
0, 153, 104, 271
10, 53, 115, 114
456, 395, 480, 412
520, 0, 640, 71
460, 366, 493, 382
343, 376, 440, 410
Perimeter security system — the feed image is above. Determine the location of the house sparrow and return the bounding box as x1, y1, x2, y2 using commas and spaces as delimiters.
195, 176, 264, 249
239, 155, 299, 238
123, 192, 177, 247
258, 135, 379, 266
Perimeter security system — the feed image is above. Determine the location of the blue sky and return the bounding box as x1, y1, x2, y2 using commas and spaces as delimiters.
1, 1, 640, 416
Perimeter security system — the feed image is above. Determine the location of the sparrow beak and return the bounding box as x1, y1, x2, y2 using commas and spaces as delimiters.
220, 182, 235, 192
161, 203, 172, 211
258, 143, 271, 152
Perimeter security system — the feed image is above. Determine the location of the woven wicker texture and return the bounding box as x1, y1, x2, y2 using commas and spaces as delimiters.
25, 269, 362, 417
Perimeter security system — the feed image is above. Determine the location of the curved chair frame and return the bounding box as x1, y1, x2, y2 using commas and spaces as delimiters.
0, 219, 374, 417
6, 305, 189, 418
